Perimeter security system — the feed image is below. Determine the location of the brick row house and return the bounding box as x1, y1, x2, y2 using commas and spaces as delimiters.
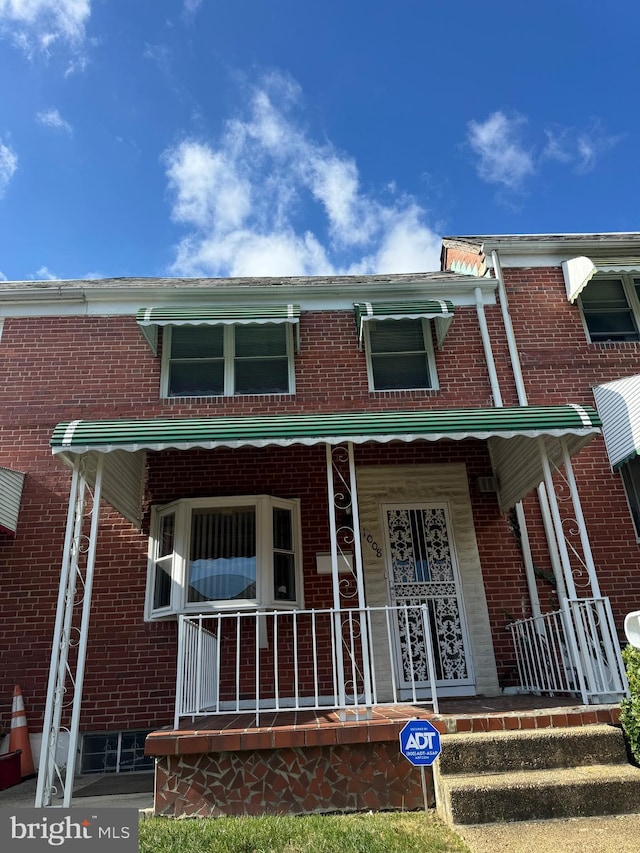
1, 232, 639, 814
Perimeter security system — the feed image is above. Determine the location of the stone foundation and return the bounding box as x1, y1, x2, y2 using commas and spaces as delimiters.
155, 742, 432, 817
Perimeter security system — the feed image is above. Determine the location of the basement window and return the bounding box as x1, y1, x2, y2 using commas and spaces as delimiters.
80, 730, 153, 774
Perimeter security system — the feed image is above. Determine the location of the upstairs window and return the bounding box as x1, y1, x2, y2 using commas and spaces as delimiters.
580, 277, 640, 342
146, 495, 302, 620
365, 318, 436, 391
162, 323, 294, 397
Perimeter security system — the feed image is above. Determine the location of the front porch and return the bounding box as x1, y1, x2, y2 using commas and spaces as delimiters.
145, 695, 622, 817
38, 403, 629, 809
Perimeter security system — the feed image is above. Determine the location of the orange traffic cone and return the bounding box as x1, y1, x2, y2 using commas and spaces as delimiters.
9, 685, 35, 779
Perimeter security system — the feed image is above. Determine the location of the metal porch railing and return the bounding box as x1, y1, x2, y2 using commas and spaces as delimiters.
508, 596, 628, 704
175, 604, 440, 727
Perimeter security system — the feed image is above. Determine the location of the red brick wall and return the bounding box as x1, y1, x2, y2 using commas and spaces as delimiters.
494, 266, 640, 631
1, 283, 638, 732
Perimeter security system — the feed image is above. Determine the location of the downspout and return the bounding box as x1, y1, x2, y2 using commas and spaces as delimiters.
474, 286, 542, 617
491, 252, 528, 406
491, 251, 566, 605
475, 287, 503, 407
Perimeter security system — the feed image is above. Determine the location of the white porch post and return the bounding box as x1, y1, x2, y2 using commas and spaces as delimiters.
537, 483, 568, 601
537, 438, 578, 599
35, 456, 104, 808
347, 441, 373, 706
325, 442, 373, 715
35, 463, 81, 808
325, 443, 346, 710
559, 438, 601, 598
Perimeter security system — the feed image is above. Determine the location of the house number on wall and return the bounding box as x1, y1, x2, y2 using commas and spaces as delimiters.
362, 528, 383, 558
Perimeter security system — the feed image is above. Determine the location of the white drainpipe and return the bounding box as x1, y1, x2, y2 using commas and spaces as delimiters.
475, 287, 503, 407
474, 284, 542, 617
491, 250, 565, 607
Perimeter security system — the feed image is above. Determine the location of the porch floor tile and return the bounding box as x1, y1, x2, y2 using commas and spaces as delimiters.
145, 695, 621, 757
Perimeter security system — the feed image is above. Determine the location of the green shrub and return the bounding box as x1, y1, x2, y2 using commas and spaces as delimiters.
620, 644, 640, 764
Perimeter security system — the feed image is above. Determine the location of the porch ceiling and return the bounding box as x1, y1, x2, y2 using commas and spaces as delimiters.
50, 404, 601, 524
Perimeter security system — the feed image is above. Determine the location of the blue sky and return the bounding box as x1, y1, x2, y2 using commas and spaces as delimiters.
0, 0, 637, 281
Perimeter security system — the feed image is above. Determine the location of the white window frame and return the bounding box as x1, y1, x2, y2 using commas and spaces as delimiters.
579, 274, 640, 343
145, 495, 303, 620
363, 317, 439, 392
160, 324, 296, 398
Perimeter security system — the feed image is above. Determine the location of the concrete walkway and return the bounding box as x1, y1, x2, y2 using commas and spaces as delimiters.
456, 815, 640, 853
0, 775, 153, 812
2, 777, 640, 851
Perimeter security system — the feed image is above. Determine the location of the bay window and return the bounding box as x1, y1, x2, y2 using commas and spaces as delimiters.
145, 495, 302, 619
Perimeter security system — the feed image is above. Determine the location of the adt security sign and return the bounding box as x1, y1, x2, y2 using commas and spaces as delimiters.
399, 719, 441, 766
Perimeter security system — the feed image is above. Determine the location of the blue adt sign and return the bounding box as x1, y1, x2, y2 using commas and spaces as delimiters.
399, 719, 441, 766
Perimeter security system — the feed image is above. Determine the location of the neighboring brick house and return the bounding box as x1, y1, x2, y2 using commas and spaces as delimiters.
0, 233, 638, 812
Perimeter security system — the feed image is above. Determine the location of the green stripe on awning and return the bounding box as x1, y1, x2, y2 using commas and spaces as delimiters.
136, 304, 301, 354
51, 405, 600, 455
354, 300, 455, 349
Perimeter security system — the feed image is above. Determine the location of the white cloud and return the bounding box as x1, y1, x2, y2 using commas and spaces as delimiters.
0, 0, 91, 66
36, 108, 73, 134
183, 0, 202, 13
32, 265, 59, 280
468, 112, 623, 197
467, 112, 534, 190
0, 141, 18, 198
164, 73, 441, 277
0, 269, 7, 281
544, 122, 622, 174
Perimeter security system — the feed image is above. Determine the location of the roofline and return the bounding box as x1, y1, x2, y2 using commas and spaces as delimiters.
442, 233, 640, 257
0, 272, 496, 314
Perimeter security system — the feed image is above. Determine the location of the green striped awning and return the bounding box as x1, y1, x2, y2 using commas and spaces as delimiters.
50, 405, 601, 521
51, 405, 599, 454
137, 304, 301, 354
354, 300, 455, 349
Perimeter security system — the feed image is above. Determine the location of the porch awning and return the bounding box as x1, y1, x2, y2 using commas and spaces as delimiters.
593, 375, 640, 468
562, 256, 640, 303
136, 304, 301, 354
0, 466, 25, 536
353, 300, 455, 349
50, 405, 600, 522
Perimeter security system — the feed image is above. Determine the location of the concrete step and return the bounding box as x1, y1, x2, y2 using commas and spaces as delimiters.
437, 725, 628, 776
437, 762, 640, 825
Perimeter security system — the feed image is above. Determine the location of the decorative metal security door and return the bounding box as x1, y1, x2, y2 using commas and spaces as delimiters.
383, 504, 474, 692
